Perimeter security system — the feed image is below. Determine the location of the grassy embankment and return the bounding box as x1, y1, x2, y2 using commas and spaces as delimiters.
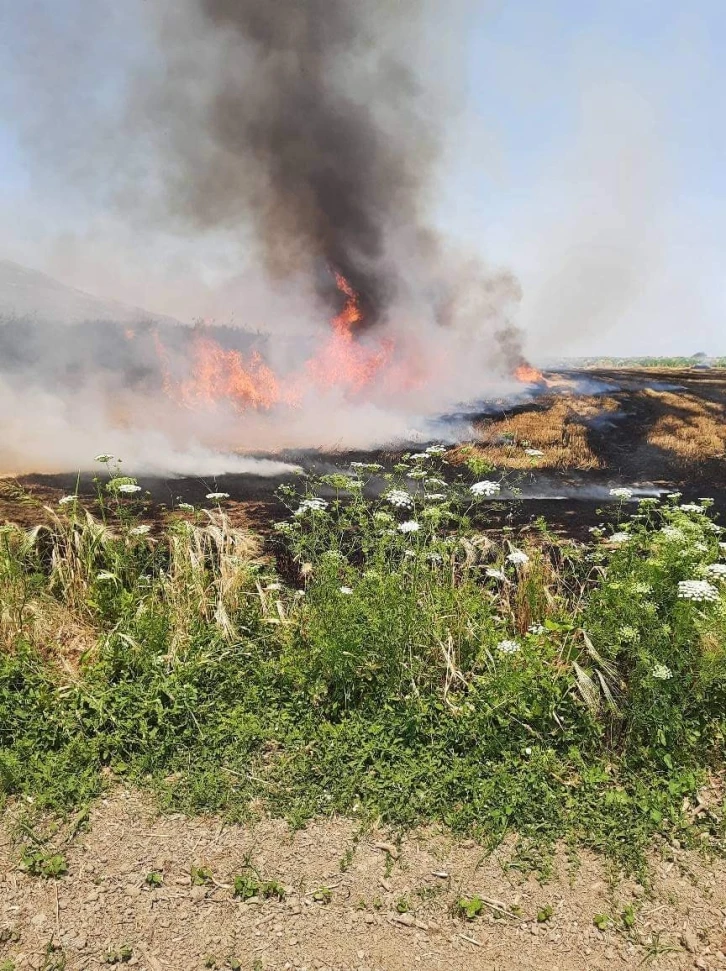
1, 453, 725, 868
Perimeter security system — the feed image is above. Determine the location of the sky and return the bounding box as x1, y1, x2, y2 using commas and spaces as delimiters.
0, 0, 725, 357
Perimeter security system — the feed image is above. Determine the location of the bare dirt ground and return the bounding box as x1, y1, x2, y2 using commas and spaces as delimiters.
2, 790, 726, 971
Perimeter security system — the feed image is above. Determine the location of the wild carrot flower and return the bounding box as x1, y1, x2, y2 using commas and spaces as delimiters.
606, 532, 630, 544
177, 502, 195, 511
506, 549, 530, 566
339, 586, 353, 595
652, 663, 673, 680
425, 444, 447, 454
609, 487, 633, 499
58, 495, 77, 506
677, 579, 719, 602
486, 567, 506, 580
205, 492, 230, 501
705, 563, 726, 579
497, 639, 520, 654
295, 498, 328, 515
385, 489, 413, 508
680, 503, 705, 514
470, 480, 500, 497
398, 520, 421, 533
117, 484, 141, 495
94, 453, 113, 463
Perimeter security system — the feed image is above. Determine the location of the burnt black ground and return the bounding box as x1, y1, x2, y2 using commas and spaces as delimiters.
4, 367, 725, 540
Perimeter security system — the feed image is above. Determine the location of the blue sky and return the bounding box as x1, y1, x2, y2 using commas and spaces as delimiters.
1, 0, 725, 355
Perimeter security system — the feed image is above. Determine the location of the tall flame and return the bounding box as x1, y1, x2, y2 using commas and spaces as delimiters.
155, 271, 394, 412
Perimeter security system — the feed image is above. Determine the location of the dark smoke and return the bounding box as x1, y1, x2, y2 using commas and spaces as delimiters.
142, 0, 438, 324
132, 0, 522, 348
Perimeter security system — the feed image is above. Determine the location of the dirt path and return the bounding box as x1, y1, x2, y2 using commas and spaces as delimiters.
2, 791, 725, 970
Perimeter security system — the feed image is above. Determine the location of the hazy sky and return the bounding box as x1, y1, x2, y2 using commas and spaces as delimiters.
1, 0, 725, 356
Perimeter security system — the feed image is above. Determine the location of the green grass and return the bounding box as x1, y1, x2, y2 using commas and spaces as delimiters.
0, 454, 725, 868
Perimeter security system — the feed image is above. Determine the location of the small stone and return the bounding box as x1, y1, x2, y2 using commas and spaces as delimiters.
125, 885, 141, 898
682, 931, 699, 954
31, 913, 47, 927
190, 886, 207, 902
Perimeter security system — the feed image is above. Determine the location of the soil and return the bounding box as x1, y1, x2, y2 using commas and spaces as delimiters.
2, 790, 726, 971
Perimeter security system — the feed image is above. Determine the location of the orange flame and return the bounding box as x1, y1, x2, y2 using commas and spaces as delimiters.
155, 271, 395, 412
514, 363, 545, 384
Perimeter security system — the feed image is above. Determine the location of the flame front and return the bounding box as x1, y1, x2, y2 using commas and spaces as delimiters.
155, 271, 395, 412
514, 363, 545, 384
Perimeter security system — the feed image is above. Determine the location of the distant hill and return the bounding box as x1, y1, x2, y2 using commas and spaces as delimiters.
0, 259, 182, 326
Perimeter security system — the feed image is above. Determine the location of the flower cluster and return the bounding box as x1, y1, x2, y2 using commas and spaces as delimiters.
128, 524, 151, 536
606, 532, 631, 545
295, 497, 328, 515
117, 484, 141, 495
470, 480, 501, 498
398, 520, 421, 534
350, 462, 383, 472
425, 444, 447, 454
660, 526, 684, 540
652, 663, 673, 680
497, 639, 520, 655
679, 504, 705, 514
58, 495, 77, 506
506, 549, 530, 566
206, 492, 230, 501
385, 489, 414, 508
704, 563, 726, 579
677, 579, 720, 602
609, 487, 633, 500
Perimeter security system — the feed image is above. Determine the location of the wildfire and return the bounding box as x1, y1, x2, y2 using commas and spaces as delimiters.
514, 362, 546, 384
155, 271, 396, 412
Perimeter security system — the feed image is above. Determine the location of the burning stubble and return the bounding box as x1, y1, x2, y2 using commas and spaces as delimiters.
0, 0, 529, 473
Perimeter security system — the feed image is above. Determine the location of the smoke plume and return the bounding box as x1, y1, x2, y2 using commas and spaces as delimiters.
0, 0, 525, 474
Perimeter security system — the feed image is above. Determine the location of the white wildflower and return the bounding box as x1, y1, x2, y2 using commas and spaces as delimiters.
94, 453, 113, 463
680, 503, 705, 514
117, 484, 141, 495
96, 571, 116, 582
427, 478, 447, 487
398, 520, 421, 534
486, 567, 506, 581
606, 532, 631, 545
410, 453, 430, 461
506, 549, 530, 566
177, 502, 195, 511
425, 444, 447, 454
58, 495, 77, 506
385, 489, 413, 508
470, 480, 501, 497
428, 552, 443, 563
609, 487, 633, 499
350, 461, 383, 471
660, 526, 684, 540
265, 582, 282, 591
408, 470, 428, 480
652, 663, 673, 680
693, 541, 708, 553
528, 623, 545, 635
339, 586, 353, 595
524, 448, 545, 457
677, 579, 719, 602
404, 549, 417, 558
667, 492, 682, 501
128, 524, 151, 536
425, 493, 447, 501
497, 639, 520, 655
705, 563, 726, 579
205, 492, 230, 501
295, 497, 328, 515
